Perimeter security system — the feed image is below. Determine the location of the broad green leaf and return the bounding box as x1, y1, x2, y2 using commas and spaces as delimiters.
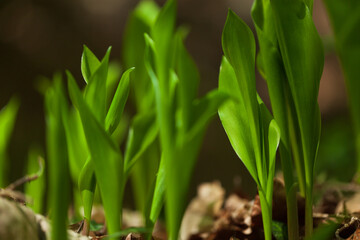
45, 78, 70, 240
271, 0, 323, 181
24, 147, 45, 214
124, 111, 158, 176
68, 72, 123, 237
81, 45, 101, 84
271, 2, 323, 235
0, 97, 19, 187
251, 2, 300, 238
218, 56, 258, 183
84, 47, 112, 125
105, 68, 134, 134
222, 10, 263, 184
251, 0, 299, 194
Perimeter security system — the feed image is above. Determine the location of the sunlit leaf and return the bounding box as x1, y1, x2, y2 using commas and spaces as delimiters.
84, 47, 112, 124
105, 67, 134, 134
81, 45, 101, 84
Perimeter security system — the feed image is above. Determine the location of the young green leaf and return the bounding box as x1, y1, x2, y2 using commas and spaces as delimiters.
218, 56, 258, 183
219, 10, 282, 240
221, 10, 263, 185
68, 72, 123, 237
84, 47, 112, 124
81, 45, 101, 84
105, 67, 134, 134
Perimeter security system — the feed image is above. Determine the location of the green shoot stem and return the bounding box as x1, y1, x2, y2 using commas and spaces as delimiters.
305, 184, 313, 238
259, 190, 272, 240
287, 182, 299, 240
279, 145, 299, 240
287, 104, 305, 197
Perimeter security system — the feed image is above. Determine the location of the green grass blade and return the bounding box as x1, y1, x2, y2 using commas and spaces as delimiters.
81, 45, 101, 84
24, 147, 45, 214
45, 78, 70, 240
0, 97, 19, 187
68, 72, 123, 238
105, 67, 134, 134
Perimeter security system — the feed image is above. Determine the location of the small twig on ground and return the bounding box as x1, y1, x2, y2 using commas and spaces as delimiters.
6, 156, 44, 190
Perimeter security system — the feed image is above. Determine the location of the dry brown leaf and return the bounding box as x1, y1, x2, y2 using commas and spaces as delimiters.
180, 181, 225, 239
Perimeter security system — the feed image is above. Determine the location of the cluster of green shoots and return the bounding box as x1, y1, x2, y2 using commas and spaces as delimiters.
219, 0, 323, 239
43, 0, 225, 240
0, 0, 359, 240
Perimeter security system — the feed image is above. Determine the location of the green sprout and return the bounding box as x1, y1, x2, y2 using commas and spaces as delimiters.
144, 0, 227, 239
218, 10, 280, 240
0, 97, 20, 188
323, 0, 360, 181
66, 46, 157, 239
221, 0, 324, 238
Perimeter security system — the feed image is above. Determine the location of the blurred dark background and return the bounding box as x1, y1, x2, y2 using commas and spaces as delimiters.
0, 0, 355, 205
